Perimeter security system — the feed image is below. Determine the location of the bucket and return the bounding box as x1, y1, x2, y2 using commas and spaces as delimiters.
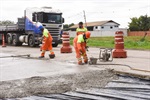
89, 57, 98, 64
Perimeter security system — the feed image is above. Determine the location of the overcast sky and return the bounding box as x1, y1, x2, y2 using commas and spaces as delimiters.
0, 0, 150, 28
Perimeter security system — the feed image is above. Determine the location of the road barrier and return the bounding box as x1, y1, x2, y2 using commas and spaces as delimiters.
113, 31, 127, 58
60, 32, 72, 53
2, 34, 6, 47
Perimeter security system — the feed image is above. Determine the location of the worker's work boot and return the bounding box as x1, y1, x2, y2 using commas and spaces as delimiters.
83, 56, 88, 64
39, 51, 45, 58
39, 56, 44, 58
77, 58, 84, 65
49, 54, 55, 59
84, 59, 88, 64
78, 61, 84, 65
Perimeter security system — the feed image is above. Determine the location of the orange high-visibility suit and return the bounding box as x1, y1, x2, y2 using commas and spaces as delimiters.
40, 28, 54, 57
73, 31, 90, 65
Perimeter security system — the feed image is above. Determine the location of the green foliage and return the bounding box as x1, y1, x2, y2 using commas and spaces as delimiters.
0, 20, 14, 25
140, 38, 145, 42
128, 15, 150, 31
63, 23, 74, 30
128, 17, 140, 31
63, 24, 69, 29
70, 36, 150, 50
68, 23, 74, 27
87, 37, 114, 48
124, 36, 150, 49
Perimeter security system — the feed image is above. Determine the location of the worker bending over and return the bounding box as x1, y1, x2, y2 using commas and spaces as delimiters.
39, 26, 55, 59
73, 31, 91, 65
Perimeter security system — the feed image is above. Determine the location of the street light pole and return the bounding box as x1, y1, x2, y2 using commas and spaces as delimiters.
83, 10, 87, 28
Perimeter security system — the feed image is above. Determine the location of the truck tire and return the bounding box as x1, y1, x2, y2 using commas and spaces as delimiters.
6, 33, 12, 45
28, 35, 36, 47
52, 43, 58, 47
12, 34, 22, 46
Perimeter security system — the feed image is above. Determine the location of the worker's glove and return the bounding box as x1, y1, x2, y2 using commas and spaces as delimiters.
38, 37, 42, 40
39, 37, 43, 44
85, 46, 89, 51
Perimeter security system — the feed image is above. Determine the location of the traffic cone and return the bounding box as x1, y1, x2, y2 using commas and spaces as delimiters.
2, 34, 6, 47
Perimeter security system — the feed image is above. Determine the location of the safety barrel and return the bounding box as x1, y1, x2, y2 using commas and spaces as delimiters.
2, 34, 6, 47
60, 32, 72, 53
113, 31, 127, 58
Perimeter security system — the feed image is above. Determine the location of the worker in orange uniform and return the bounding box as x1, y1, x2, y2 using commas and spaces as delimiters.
76, 22, 87, 35
73, 31, 91, 65
39, 26, 55, 59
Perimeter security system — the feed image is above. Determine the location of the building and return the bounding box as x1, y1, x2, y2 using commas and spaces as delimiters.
68, 20, 127, 37
70, 20, 120, 31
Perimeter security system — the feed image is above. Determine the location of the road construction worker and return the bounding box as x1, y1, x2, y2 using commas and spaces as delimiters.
39, 25, 55, 59
76, 22, 87, 35
73, 31, 91, 65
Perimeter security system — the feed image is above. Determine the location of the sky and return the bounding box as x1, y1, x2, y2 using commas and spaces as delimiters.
0, 0, 150, 28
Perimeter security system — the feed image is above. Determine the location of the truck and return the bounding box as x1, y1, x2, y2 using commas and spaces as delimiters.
0, 7, 64, 47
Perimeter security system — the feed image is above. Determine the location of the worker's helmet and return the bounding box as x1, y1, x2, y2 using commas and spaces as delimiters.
85, 31, 91, 39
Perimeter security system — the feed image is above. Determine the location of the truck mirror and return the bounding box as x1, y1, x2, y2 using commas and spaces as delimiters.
35, 13, 38, 22
32, 13, 38, 22
32, 14, 35, 21
62, 18, 65, 23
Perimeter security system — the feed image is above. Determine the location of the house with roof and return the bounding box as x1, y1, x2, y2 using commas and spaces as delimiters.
68, 20, 127, 37
70, 20, 120, 31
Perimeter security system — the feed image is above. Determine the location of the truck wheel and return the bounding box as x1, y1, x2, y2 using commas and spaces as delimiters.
12, 35, 17, 46
52, 43, 58, 47
6, 34, 12, 45
28, 35, 36, 47
12, 34, 22, 46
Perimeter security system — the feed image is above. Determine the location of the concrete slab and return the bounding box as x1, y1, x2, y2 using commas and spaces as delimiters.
0, 45, 150, 82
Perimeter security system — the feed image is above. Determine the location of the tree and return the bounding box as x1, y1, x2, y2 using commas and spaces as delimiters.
139, 15, 150, 31
63, 24, 69, 29
0, 20, 14, 25
63, 23, 74, 30
128, 15, 150, 31
68, 23, 74, 27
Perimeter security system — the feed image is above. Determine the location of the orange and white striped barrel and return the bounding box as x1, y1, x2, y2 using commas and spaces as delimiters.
113, 31, 127, 58
114, 31, 124, 49
62, 33, 70, 47
60, 32, 72, 53
2, 34, 6, 47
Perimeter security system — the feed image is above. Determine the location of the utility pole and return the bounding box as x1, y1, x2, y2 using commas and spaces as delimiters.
83, 10, 87, 27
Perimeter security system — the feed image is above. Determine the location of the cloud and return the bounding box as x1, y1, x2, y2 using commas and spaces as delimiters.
0, 0, 149, 27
